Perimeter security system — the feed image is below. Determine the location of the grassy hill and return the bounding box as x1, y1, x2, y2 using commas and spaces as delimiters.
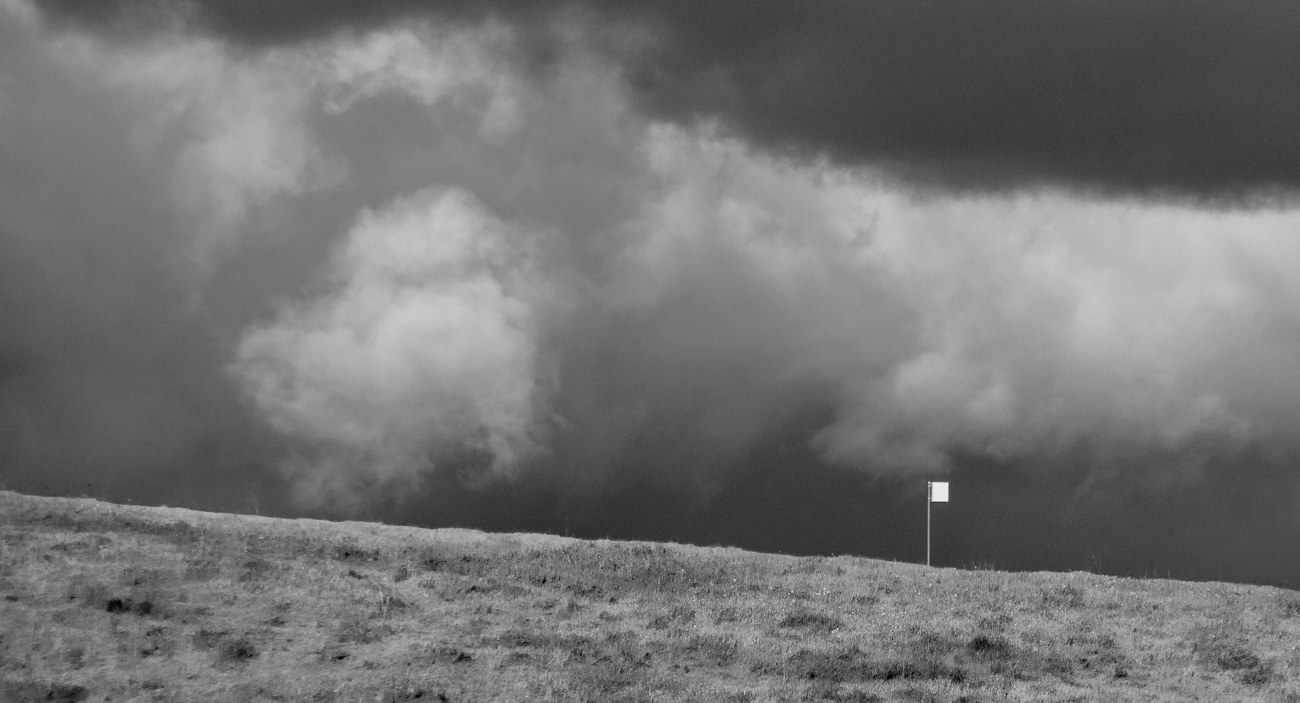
1, 490, 1298, 702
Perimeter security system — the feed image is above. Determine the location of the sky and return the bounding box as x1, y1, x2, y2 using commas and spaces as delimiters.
6, 0, 1300, 587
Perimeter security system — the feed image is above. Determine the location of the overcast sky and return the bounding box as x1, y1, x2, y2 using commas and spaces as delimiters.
7, 0, 1300, 587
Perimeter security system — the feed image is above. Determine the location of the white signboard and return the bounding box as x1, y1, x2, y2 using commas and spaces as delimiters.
929, 481, 949, 503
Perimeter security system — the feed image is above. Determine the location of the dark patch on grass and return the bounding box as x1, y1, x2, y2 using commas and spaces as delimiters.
383, 685, 447, 702
976, 613, 1012, 631
802, 680, 883, 702
783, 557, 836, 576
1062, 633, 1127, 676
1041, 584, 1086, 609
682, 634, 739, 667
1201, 642, 1262, 670
648, 606, 695, 630
104, 596, 155, 616
1, 682, 89, 702
568, 660, 652, 699
332, 542, 380, 562
239, 557, 274, 583
184, 557, 221, 581
49, 535, 112, 553
967, 634, 1011, 657
191, 628, 229, 650
779, 610, 842, 634
320, 645, 350, 662
139, 625, 174, 658
338, 617, 393, 644
1240, 662, 1274, 685
218, 637, 259, 663
430, 645, 474, 664
64, 578, 110, 608
394, 564, 411, 582
764, 645, 968, 685
715, 607, 740, 624
420, 549, 489, 577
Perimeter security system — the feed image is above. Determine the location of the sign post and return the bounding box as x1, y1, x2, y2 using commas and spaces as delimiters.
927, 481, 949, 566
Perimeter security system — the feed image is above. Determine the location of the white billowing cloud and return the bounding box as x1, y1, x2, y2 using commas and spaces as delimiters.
816, 195, 1283, 477
229, 19, 1300, 502
235, 188, 544, 508
619, 127, 1289, 485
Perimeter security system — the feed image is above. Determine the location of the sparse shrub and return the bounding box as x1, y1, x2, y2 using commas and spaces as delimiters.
967, 558, 1002, 571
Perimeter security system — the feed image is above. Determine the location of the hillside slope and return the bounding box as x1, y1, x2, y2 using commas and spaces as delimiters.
1, 490, 1297, 702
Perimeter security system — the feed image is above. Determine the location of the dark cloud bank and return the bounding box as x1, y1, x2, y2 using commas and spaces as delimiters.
8, 0, 1300, 589
38, 0, 1300, 197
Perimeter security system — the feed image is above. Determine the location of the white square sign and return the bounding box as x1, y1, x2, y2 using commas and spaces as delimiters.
929, 481, 949, 503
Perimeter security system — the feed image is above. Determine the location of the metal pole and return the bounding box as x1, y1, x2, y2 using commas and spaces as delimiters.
926, 482, 931, 567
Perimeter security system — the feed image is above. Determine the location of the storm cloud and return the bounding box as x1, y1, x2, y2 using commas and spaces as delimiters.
34, 0, 1300, 197
7, 0, 1300, 586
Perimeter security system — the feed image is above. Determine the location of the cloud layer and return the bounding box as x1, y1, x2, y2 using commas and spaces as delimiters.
8, 1, 1300, 582
33, 0, 1300, 197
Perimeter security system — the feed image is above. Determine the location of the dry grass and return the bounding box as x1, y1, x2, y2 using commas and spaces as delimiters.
2, 490, 1299, 702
